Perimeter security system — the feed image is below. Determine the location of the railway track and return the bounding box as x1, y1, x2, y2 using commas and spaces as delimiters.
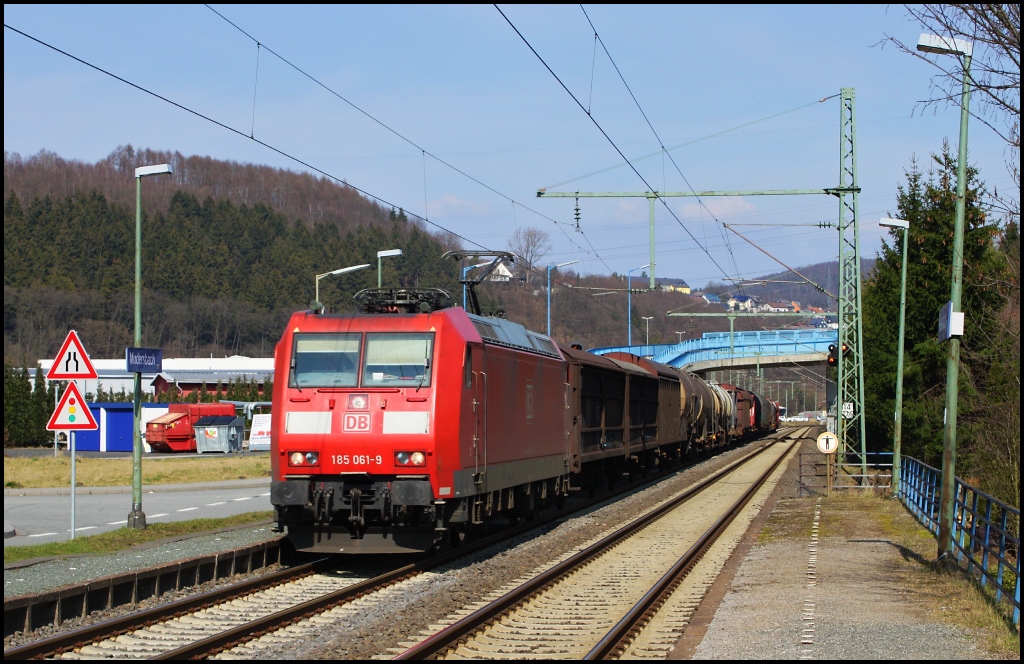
392, 427, 809, 660
3, 429, 802, 661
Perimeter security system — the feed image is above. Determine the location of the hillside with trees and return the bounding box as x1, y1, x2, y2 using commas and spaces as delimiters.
4, 148, 461, 364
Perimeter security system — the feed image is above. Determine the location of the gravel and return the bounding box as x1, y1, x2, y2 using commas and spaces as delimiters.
236, 440, 772, 660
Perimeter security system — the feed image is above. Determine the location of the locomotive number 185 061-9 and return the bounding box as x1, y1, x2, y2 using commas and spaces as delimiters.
332, 454, 384, 465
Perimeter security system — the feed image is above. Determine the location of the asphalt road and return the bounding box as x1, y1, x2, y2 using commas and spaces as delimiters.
4, 481, 271, 546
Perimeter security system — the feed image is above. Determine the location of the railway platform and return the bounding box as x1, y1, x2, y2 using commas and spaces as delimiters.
669, 444, 1012, 660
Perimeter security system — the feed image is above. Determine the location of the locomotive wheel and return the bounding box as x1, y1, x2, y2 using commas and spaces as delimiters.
451, 525, 467, 548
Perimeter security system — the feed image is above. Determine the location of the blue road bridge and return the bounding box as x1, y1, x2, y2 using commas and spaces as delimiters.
590, 328, 838, 374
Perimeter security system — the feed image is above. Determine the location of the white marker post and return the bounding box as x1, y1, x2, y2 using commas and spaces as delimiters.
817, 431, 839, 496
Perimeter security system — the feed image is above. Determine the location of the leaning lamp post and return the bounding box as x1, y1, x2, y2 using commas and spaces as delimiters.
546, 260, 579, 336
880, 217, 910, 499
314, 263, 371, 311
377, 248, 403, 288
129, 163, 173, 529
917, 32, 972, 566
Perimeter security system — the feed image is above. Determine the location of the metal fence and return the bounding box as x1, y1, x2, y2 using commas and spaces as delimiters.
901, 456, 1020, 626
797, 451, 892, 496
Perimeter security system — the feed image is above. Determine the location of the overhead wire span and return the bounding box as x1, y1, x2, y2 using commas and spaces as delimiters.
2, 22, 481, 249
3, 21, 634, 333
203, 4, 616, 275
722, 224, 835, 299
496, 5, 738, 288
578, 4, 744, 288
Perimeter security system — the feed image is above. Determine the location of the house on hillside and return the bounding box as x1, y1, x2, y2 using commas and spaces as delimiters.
656, 278, 691, 294
761, 301, 794, 313
727, 294, 759, 311
701, 293, 723, 306
489, 262, 514, 282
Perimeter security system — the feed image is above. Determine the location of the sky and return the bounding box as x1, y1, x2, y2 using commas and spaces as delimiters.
3, 5, 1014, 289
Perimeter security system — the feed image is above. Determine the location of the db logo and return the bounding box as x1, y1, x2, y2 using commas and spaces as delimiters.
343, 412, 371, 433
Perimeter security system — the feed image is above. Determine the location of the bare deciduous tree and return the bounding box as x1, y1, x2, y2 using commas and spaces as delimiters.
507, 227, 552, 284
883, 4, 1020, 220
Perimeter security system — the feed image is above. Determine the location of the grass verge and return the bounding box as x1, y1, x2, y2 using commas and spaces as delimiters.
3, 511, 273, 565
3, 454, 270, 489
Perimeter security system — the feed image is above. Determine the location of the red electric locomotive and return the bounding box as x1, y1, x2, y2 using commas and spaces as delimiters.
271, 256, 782, 554
271, 287, 572, 553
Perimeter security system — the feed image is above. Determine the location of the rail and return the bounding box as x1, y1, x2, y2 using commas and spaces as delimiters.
394, 434, 796, 659
901, 456, 1020, 626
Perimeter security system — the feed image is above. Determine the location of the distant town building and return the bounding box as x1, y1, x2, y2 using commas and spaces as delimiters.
727, 294, 759, 311
701, 293, 723, 305
761, 301, 795, 313
655, 277, 691, 294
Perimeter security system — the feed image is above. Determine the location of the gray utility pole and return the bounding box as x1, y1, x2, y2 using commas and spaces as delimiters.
835, 88, 868, 484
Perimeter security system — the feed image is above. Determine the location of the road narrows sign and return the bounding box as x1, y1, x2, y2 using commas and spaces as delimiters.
47, 381, 99, 431
47, 330, 98, 380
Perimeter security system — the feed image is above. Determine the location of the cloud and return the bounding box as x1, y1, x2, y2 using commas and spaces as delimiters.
678, 197, 757, 220
427, 194, 493, 219
612, 199, 649, 225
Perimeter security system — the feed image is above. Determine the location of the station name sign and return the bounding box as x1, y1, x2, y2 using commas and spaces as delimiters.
126, 347, 162, 373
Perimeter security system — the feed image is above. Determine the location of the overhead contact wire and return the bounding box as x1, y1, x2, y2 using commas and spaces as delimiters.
498, 5, 737, 286
204, 4, 615, 275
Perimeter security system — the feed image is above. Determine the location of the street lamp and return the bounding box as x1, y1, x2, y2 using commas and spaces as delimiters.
547, 260, 579, 336
377, 248, 403, 288
642, 316, 653, 346
315, 263, 371, 310
880, 217, 910, 498
917, 32, 972, 567
129, 163, 173, 530
627, 264, 650, 346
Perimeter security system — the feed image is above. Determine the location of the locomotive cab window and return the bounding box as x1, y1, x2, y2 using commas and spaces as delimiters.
363, 333, 434, 387
291, 334, 361, 388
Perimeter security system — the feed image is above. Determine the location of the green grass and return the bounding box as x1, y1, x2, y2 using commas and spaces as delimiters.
3, 455, 270, 489
3, 511, 274, 564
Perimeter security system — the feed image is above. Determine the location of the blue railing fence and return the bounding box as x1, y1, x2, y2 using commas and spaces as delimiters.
901, 456, 1020, 626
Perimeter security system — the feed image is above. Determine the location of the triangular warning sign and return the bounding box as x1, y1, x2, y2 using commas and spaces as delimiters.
47, 330, 98, 380
47, 382, 98, 431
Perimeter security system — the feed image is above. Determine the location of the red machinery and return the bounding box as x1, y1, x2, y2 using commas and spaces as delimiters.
146, 402, 237, 452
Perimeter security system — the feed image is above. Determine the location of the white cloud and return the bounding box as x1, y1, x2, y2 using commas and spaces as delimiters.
678, 197, 757, 220
427, 194, 493, 220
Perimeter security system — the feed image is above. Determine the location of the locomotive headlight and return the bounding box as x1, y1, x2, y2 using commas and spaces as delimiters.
395, 451, 426, 467
288, 451, 319, 467
347, 394, 369, 410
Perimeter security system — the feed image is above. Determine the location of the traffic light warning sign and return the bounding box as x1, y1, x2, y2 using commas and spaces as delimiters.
46, 382, 98, 431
